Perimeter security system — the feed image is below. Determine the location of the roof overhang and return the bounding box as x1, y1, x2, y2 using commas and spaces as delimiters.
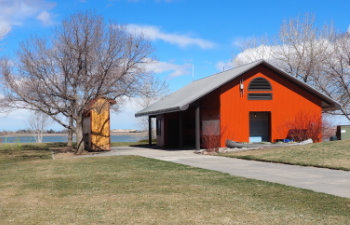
135, 104, 189, 117
135, 106, 181, 117
135, 60, 341, 117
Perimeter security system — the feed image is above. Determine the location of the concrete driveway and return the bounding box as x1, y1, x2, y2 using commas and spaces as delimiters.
81, 146, 350, 199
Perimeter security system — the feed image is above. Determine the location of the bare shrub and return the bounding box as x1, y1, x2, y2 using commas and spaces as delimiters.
286, 113, 322, 142
201, 120, 220, 152
322, 116, 336, 140
28, 111, 50, 143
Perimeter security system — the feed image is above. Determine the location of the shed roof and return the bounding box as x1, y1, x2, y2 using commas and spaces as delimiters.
135, 60, 340, 117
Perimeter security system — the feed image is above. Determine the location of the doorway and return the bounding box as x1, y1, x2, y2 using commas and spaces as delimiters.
167, 119, 179, 147
249, 112, 270, 142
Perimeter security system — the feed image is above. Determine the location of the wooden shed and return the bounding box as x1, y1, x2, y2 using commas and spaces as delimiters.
135, 60, 340, 149
83, 97, 116, 151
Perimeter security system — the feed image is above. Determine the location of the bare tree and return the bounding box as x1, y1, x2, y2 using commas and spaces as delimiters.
276, 14, 333, 83
1, 12, 153, 154
235, 14, 333, 83
0, 76, 10, 113
315, 33, 350, 120
232, 13, 350, 120
0, 95, 9, 113
28, 111, 50, 143
136, 76, 169, 131
233, 36, 274, 66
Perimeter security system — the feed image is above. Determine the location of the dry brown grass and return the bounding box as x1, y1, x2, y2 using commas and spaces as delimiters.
219, 140, 350, 170
0, 155, 350, 224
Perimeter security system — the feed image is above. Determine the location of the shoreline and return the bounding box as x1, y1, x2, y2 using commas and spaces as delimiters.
0, 131, 148, 137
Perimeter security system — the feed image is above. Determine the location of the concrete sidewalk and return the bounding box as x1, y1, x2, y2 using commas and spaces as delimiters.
81, 146, 350, 198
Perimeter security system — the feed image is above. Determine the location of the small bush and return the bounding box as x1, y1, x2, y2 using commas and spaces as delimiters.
201, 120, 221, 152
286, 113, 322, 142
201, 135, 220, 152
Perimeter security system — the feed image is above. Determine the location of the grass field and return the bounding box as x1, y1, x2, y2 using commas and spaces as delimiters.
110, 139, 156, 147
219, 140, 350, 171
0, 139, 151, 161
0, 142, 64, 162
0, 139, 152, 163
1, 146, 350, 224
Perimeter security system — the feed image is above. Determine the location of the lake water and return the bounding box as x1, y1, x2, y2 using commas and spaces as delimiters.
0, 135, 146, 144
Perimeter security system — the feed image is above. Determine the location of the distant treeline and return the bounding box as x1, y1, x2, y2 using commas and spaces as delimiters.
0, 129, 68, 136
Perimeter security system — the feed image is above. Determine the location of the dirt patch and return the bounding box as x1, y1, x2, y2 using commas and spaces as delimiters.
54, 152, 76, 159
53, 150, 99, 159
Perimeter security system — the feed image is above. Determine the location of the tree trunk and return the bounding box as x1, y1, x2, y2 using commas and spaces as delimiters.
67, 129, 73, 147
75, 116, 85, 154
38, 131, 43, 143
67, 116, 73, 148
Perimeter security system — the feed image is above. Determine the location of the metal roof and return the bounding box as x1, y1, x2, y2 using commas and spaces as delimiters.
135, 60, 340, 117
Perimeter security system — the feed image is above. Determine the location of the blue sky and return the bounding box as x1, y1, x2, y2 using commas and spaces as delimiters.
0, 0, 349, 131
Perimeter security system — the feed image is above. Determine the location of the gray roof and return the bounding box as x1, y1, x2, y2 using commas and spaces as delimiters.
135, 60, 340, 117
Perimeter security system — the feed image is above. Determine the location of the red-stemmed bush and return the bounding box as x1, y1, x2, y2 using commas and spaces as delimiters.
286, 113, 322, 142
201, 120, 220, 152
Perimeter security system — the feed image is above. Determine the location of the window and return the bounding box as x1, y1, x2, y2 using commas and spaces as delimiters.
247, 77, 272, 100
156, 119, 161, 136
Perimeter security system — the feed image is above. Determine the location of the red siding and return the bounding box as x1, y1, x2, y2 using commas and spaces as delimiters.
220, 65, 322, 146
200, 89, 220, 121
200, 89, 220, 148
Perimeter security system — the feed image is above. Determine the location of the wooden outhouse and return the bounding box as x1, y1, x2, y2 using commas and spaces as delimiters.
83, 97, 116, 151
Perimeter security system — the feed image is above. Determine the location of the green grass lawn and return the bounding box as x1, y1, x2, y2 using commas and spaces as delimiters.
0, 147, 350, 224
219, 140, 350, 171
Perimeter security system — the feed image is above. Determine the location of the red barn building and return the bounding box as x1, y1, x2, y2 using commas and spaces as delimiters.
135, 60, 339, 149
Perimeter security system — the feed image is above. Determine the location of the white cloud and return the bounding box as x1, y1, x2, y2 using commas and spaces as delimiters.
110, 97, 142, 130
348, 25, 350, 34
143, 58, 192, 77
0, 108, 30, 120
125, 24, 216, 49
0, 21, 11, 40
0, 0, 55, 39
36, 10, 53, 26
231, 38, 336, 68
216, 60, 234, 71
231, 37, 246, 48
233, 44, 278, 66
